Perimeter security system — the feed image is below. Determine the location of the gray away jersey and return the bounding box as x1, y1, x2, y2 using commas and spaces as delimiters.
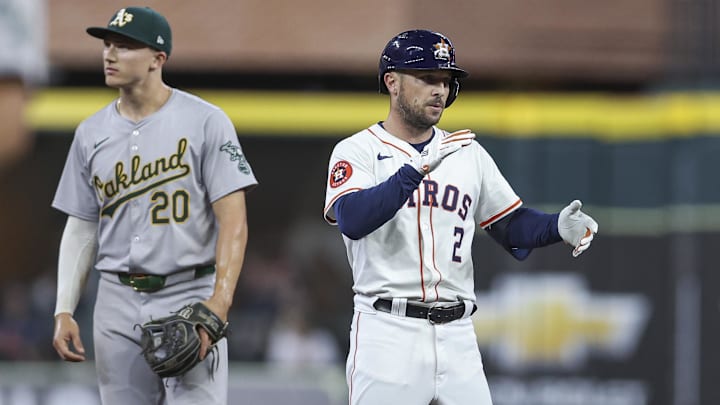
52, 89, 258, 274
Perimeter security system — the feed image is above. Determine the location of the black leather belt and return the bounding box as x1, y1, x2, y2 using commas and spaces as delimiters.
118, 265, 215, 292
373, 298, 476, 324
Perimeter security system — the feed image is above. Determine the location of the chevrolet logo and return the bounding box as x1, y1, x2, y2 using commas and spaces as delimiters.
473, 273, 650, 370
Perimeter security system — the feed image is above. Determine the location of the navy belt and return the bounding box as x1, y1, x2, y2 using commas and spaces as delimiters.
373, 298, 476, 324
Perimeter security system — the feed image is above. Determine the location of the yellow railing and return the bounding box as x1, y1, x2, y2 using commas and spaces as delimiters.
26, 89, 720, 140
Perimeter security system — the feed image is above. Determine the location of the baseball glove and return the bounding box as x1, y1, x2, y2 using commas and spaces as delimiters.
138, 302, 228, 378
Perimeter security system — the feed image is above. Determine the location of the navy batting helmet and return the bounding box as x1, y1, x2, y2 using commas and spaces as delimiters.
378, 29, 468, 107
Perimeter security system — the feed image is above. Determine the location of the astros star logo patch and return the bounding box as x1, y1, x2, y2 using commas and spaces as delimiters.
330, 160, 353, 188
433, 39, 451, 60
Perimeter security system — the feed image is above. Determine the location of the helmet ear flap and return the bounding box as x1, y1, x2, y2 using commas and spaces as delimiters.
445, 77, 460, 107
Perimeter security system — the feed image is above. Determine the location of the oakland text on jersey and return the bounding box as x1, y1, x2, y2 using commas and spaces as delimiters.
93, 138, 191, 217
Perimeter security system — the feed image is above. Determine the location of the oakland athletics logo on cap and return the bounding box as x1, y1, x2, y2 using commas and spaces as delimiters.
86, 6, 173, 55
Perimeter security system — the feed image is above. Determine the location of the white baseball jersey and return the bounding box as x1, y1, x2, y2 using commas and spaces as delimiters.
324, 123, 521, 303
52, 88, 258, 275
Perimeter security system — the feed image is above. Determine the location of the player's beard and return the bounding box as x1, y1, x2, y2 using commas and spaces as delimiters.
397, 88, 443, 131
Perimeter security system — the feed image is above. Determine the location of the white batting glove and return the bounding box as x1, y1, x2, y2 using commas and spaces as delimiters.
558, 200, 599, 257
410, 129, 476, 175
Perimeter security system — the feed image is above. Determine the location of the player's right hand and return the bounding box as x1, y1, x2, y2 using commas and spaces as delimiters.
411, 129, 476, 174
53, 312, 86, 362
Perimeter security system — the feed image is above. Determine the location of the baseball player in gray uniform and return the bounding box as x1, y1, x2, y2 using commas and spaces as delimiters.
324, 30, 598, 405
51, 7, 257, 404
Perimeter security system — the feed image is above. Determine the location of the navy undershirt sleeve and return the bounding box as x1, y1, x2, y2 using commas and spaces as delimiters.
334, 164, 424, 240
486, 207, 562, 261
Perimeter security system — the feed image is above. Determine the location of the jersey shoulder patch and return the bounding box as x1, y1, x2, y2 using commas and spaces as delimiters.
329, 160, 353, 188
220, 141, 251, 174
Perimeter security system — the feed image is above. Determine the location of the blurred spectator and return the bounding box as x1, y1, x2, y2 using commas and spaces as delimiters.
0, 0, 48, 172
0, 282, 45, 360
226, 217, 352, 364
266, 290, 340, 368
284, 215, 355, 354
226, 252, 294, 361
0, 271, 98, 362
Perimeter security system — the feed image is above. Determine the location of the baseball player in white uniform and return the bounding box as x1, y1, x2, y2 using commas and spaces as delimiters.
51, 7, 257, 404
323, 30, 598, 405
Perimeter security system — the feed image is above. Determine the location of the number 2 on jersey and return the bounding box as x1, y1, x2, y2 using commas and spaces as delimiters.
452, 227, 464, 262
151, 190, 189, 224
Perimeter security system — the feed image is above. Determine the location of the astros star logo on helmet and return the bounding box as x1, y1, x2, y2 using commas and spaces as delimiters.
433, 39, 451, 60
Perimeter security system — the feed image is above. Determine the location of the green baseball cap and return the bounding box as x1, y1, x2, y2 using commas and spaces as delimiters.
86, 7, 172, 55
